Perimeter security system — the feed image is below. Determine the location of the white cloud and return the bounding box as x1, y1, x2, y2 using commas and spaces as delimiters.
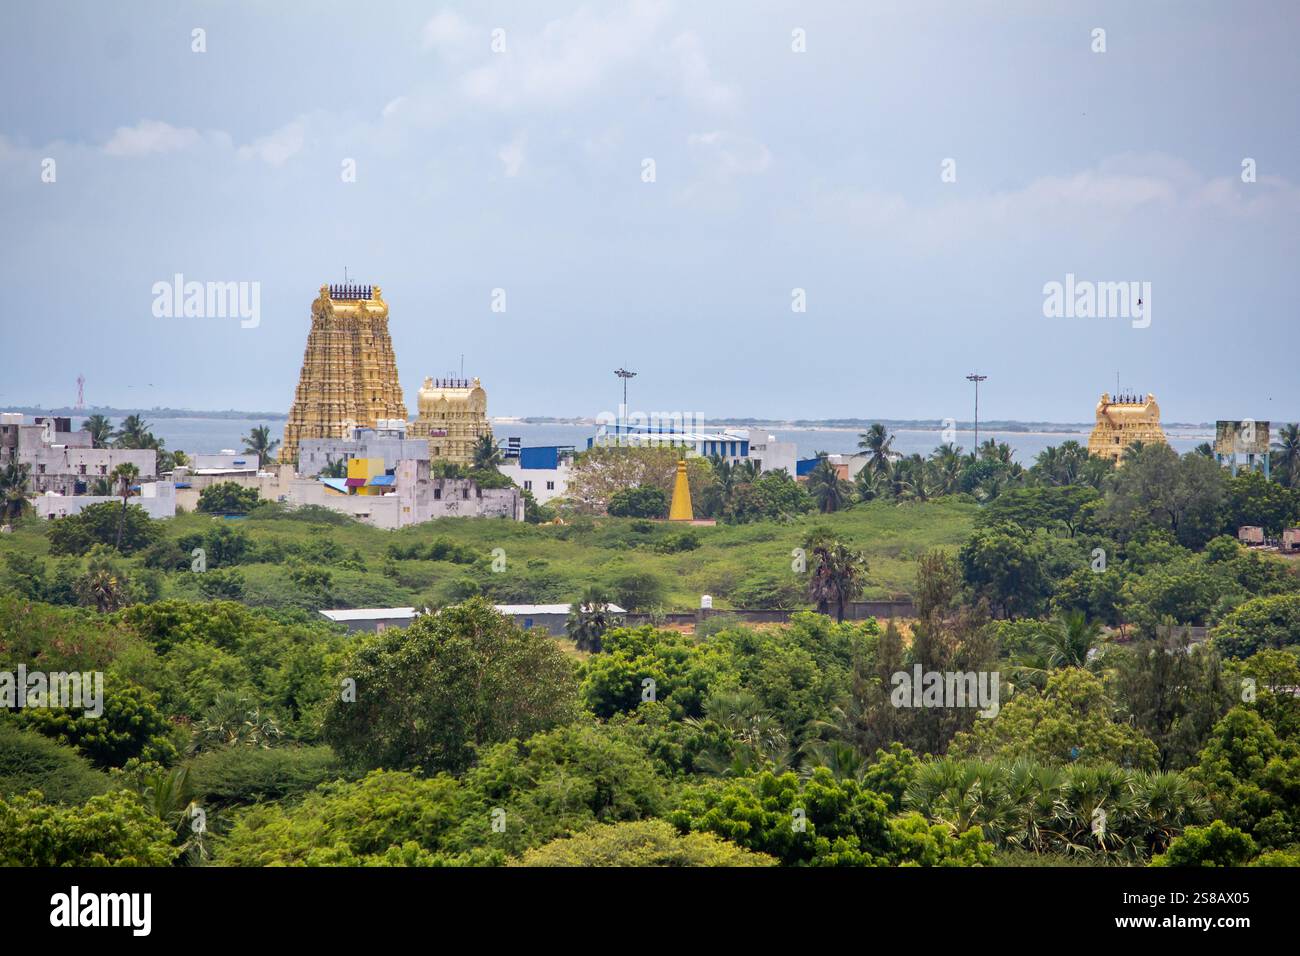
812, 154, 1300, 248
421, 10, 475, 57
458, 1, 673, 110
102, 120, 201, 157
670, 32, 737, 110
687, 130, 771, 178
236, 120, 306, 166
498, 133, 526, 177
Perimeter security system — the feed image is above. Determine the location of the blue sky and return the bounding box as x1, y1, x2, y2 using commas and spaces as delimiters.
2, 0, 1297, 424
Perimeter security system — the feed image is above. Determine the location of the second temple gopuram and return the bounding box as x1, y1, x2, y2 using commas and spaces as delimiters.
1086, 392, 1168, 465
409, 376, 493, 466
280, 284, 408, 467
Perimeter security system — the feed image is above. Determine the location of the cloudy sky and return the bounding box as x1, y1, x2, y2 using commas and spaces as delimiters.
2, 0, 1297, 424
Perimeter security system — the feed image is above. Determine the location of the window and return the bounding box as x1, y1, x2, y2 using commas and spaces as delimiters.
462, 488, 469, 499
37, 464, 45, 474
434, 488, 442, 500
546, 481, 554, 490
78, 464, 86, 475
524, 480, 532, 491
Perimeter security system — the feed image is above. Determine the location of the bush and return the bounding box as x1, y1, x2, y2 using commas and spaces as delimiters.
0, 789, 177, 866
610, 571, 666, 611
0, 724, 110, 804
512, 819, 776, 867
186, 745, 341, 806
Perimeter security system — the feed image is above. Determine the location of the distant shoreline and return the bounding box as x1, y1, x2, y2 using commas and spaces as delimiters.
10, 406, 1224, 431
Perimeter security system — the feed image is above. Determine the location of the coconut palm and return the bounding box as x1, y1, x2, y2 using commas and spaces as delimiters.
806, 457, 851, 513
242, 425, 279, 465
0, 462, 32, 522
80, 414, 113, 449
111, 414, 153, 449
111, 462, 140, 551
472, 433, 502, 470
1043, 610, 1105, 668
929, 443, 963, 495
854, 465, 889, 502
1273, 423, 1300, 486
857, 423, 895, 474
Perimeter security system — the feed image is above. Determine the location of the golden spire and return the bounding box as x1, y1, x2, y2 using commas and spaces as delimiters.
669, 459, 693, 521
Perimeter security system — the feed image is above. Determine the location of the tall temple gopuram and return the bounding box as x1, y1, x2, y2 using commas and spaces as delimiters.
408, 377, 492, 466
1086, 392, 1168, 465
280, 284, 408, 467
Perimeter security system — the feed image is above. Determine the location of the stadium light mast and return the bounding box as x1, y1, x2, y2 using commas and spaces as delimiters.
614, 368, 637, 445
966, 372, 988, 452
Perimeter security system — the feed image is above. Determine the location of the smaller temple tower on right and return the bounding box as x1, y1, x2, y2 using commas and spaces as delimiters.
1086, 392, 1168, 465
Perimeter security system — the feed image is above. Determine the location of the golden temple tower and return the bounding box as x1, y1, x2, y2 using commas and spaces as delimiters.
409, 376, 492, 466
1086, 392, 1168, 465
668, 459, 694, 521
280, 284, 407, 468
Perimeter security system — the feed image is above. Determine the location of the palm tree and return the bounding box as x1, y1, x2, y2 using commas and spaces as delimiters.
111, 414, 153, 449
81, 414, 113, 449
1034, 610, 1105, 670
1273, 423, 1300, 486
89, 476, 113, 496
111, 462, 140, 551
0, 462, 32, 522
805, 533, 868, 622
565, 586, 619, 653
929, 443, 963, 495
320, 456, 348, 479
472, 433, 502, 470
242, 425, 279, 465
806, 457, 851, 513
854, 465, 889, 502
1192, 442, 1214, 458
858, 423, 895, 474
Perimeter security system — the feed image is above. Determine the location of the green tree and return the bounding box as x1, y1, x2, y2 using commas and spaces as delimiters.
196, 482, 260, 515
857, 423, 895, 474
81, 414, 113, 449
241, 424, 280, 465
1212, 593, 1300, 658
804, 532, 868, 623
471, 433, 502, 470
958, 526, 1051, 618
950, 668, 1159, 770
806, 458, 853, 513
111, 462, 141, 551
565, 587, 621, 653
607, 485, 668, 518
322, 598, 578, 774
0, 462, 31, 523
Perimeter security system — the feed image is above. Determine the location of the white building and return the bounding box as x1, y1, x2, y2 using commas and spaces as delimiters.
0, 414, 157, 495
297, 422, 430, 476
588, 425, 797, 476
283, 458, 524, 529
498, 445, 575, 504
34, 481, 178, 520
